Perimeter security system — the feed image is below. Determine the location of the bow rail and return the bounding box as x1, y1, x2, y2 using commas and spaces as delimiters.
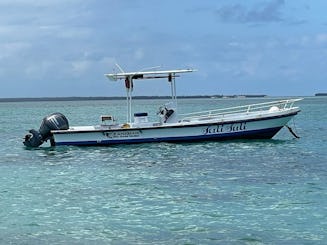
180, 98, 302, 121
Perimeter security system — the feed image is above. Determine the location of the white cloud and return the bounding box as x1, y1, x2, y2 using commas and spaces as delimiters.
133, 48, 145, 60
240, 54, 262, 76
0, 0, 84, 7
0, 41, 30, 59
316, 33, 327, 44
24, 60, 54, 80
56, 27, 92, 39
71, 60, 92, 74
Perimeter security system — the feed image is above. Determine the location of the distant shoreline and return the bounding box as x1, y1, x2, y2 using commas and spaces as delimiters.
0, 95, 267, 103
315, 93, 327, 96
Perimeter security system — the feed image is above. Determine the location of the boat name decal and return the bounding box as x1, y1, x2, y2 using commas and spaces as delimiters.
203, 122, 247, 135
103, 130, 141, 138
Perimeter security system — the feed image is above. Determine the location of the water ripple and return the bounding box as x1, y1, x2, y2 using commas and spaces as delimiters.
0, 98, 326, 244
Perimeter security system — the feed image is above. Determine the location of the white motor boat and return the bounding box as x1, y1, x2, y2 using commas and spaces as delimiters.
23, 68, 301, 147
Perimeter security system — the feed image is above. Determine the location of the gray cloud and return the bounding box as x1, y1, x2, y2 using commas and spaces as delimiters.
215, 0, 285, 23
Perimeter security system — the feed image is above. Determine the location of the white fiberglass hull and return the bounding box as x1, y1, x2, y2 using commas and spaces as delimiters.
51, 109, 299, 146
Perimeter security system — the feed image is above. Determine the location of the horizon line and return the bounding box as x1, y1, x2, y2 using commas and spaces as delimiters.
0, 94, 322, 103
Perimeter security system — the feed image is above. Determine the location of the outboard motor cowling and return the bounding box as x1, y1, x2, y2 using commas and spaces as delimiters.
23, 112, 69, 147
39, 113, 69, 140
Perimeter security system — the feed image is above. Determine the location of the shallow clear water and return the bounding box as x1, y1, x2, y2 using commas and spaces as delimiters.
0, 97, 326, 244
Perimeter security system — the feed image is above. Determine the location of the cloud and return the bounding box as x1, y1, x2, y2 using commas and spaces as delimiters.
316, 33, 327, 45
0, 41, 30, 59
215, 0, 285, 23
71, 60, 92, 74
133, 48, 145, 60
0, 0, 325, 97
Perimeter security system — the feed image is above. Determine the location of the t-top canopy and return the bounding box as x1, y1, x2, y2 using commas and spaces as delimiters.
104, 67, 196, 123
105, 68, 196, 81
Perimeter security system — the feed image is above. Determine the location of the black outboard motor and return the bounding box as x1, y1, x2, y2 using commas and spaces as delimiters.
23, 112, 69, 147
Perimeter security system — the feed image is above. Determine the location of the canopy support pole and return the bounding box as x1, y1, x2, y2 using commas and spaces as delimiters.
169, 73, 177, 109
125, 76, 133, 123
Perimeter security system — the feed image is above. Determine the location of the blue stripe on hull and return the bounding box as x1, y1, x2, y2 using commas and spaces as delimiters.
55, 126, 283, 146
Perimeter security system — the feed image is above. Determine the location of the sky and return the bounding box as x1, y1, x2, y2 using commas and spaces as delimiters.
1, 0, 327, 97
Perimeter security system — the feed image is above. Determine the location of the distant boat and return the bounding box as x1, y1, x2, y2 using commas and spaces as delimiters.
23, 67, 302, 147
315, 93, 327, 96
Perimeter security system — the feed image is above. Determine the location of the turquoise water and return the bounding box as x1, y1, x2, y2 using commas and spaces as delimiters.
0, 97, 326, 244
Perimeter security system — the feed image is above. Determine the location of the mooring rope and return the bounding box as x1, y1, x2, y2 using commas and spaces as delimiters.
286, 125, 300, 138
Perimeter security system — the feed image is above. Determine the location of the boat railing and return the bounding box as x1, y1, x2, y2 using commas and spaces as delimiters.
180, 98, 302, 121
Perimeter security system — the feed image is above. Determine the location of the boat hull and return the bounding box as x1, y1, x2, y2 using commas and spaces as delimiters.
52, 111, 298, 146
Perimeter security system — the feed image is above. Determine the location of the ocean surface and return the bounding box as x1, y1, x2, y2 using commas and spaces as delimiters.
0, 97, 326, 244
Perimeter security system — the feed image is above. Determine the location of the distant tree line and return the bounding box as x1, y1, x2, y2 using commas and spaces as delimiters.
0, 94, 268, 103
